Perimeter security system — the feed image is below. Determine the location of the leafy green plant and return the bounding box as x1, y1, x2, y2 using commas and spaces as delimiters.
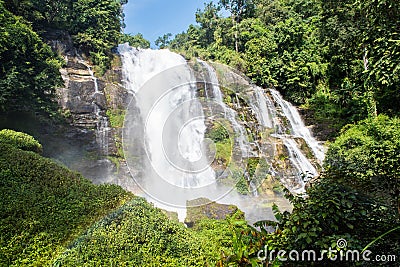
0, 143, 133, 266
0, 2, 63, 113
0, 129, 42, 153
106, 108, 125, 128
206, 121, 230, 142
325, 115, 400, 211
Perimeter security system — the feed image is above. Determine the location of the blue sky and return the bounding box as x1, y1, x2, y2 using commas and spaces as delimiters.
123, 0, 206, 47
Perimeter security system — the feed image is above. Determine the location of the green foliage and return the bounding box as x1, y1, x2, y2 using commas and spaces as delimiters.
215, 140, 233, 165
220, 115, 400, 265
206, 119, 233, 165
120, 33, 150, 49
55, 198, 230, 266
1, 0, 130, 112
221, 179, 399, 266
71, 0, 124, 74
324, 115, 400, 211
169, 0, 400, 135
0, 129, 42, 153
235, 174, 250, 195
195, 2, 221, 46
0, 142, 240, 266
207, 121, 230, 142
0, 143, 133, 266
219, 0, 256, 23
3, 0, 127, 75
155, 33, 173, 49
106, 108, 125, 128
0, 2, 63, 113
321, 0, 400, 120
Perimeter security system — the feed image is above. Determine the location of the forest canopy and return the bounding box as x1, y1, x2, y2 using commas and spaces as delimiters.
167, 0, 400, 135
0, 0, 133, 114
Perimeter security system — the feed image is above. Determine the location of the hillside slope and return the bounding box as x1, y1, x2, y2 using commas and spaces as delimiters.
0, 132, 236, 266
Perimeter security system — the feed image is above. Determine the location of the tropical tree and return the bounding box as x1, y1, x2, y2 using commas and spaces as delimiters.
155, 33, 173, 49
219, 0, 255, 52
0, 2, 62, 113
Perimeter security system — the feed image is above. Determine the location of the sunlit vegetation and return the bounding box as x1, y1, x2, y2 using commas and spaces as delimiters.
0, 129, 43, 154
164, 0, 400, 265
0, 132, 133, 266
167, 0, 400, 135
219, 116, 400, 266
0, 0, 399, 265
1, 0, 145, 114
0, 131, 244, 266
0, 2, 63, 114
54, 198, 231, 266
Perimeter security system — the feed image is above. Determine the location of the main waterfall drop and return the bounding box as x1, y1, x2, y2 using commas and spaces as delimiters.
118, 44, 235, 220
118, 43, 325, 221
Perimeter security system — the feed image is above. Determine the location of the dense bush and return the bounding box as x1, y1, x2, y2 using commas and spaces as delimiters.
0, 141, 240, 266
0, 143, 133, 266
324, 115, 400, 213
0, 2, 63, 113
220, 116, 400, 266
0, 129, 42, 153
221, 179, 399, 266
3, 0, 129, 74
55, 198, 234, 266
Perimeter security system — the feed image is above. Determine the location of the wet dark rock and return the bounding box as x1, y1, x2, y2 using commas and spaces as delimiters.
93, 92, 107, 110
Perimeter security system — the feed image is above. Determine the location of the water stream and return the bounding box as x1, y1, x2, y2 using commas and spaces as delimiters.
76, 57, 110, 155
118, 44, 323, 222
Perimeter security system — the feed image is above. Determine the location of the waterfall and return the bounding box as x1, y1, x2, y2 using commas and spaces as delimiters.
282, 138, 318, 193
119, 44, 230, 221
77, 57, 109, 155
197, 60, 250, 158
119, 45, 215, 188
251, 86, 274, 129
197, 60, 324, 193
270, 88, 325, 163
118, 45, 324, 221
198, 59, 263, 196
252, 86, 321, 191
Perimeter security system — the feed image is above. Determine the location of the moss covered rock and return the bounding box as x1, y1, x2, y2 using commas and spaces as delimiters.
185, 198, 243, 227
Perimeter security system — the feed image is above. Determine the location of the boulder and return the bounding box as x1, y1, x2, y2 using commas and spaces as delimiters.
184, 197, 243, 227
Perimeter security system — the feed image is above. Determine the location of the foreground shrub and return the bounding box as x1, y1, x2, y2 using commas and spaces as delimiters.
0, 143, 133, 266
0, 129, 42, 153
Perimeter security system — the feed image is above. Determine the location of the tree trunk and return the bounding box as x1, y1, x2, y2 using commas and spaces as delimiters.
363, 46, 377, 117
231, 15, 239, 53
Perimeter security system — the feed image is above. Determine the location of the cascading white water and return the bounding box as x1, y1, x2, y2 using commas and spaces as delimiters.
253, 87, 321, 191
282, 138, 318, 193
270, 88, 325, 163
119, 45, 215, 188
198, 60, 261, 195
252, 87, 274, 129
198, 61, 323, 193
118, 44, 324, 221
197, 60, 250, 158
77, 57, 109, 155
119, 44, 236, 221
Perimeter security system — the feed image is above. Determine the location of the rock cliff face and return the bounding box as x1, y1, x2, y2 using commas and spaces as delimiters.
42, 30, 136, 189
59, 57, 104, 127
47, 31, 128, 157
